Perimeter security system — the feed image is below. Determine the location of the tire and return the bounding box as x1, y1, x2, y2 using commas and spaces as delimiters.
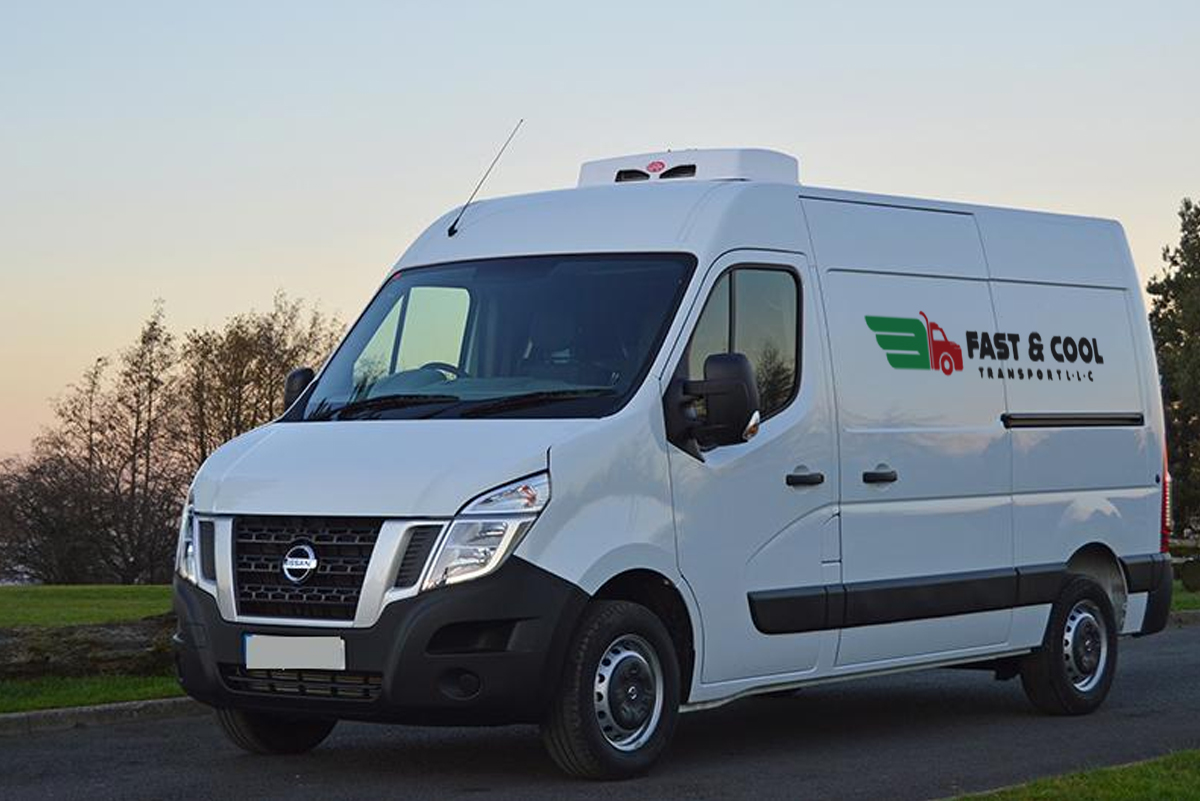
216, 708, 337, 755
540, 600, 681, 780
1020, 575, 1118, 715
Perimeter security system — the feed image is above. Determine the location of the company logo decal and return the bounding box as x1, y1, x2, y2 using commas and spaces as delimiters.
865, 313, 1105, 383
282, 543, 319, 584
865, 312, 963, 375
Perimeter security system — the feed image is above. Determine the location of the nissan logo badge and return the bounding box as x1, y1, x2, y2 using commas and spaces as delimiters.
282, 543, 319, 584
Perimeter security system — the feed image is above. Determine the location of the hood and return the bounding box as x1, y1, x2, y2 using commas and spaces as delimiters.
192, 419, 587, 518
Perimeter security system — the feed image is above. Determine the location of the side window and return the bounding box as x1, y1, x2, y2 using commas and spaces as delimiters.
395, 286, 471, 371
734, 269, 798, 416
684, 274, 730, 379
680, 267, 799, 419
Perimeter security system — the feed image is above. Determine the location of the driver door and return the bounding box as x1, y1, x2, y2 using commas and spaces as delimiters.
664, 251, 838, 685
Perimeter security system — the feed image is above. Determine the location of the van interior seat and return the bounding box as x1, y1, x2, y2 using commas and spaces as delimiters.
522, 308, 614, 386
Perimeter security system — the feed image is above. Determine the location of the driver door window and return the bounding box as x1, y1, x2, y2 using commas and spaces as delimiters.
681, 266, 799, 420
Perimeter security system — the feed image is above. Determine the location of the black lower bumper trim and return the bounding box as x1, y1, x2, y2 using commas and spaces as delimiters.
173, 557, 588, 725
1127, 553, 1172, 636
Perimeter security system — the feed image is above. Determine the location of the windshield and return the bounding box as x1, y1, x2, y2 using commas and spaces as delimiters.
298, 253, 696, 420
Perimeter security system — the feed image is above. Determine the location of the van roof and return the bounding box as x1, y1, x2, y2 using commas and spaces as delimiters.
395, 149, 1130, 287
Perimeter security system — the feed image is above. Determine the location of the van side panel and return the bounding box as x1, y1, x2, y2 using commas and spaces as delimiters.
978, 216, 1161, 578
988, 281, 1151, 496
802, 198, 989, 279
808, 199, 1015, 666
975, 209, 1131, 288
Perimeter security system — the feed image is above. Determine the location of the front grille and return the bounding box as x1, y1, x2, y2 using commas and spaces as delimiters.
221, 665, 382, 701
233, 516, 382, 621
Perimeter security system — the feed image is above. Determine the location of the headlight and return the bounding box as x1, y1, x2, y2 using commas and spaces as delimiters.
460, 472, 550, 515
176, 496, 198, 585
422, 473, 550, 590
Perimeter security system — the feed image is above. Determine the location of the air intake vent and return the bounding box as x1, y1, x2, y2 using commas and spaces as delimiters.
579, 148, 799, 187
615, 169, 650, 183
659, 164, 696, 179
221, 665, 383, 701
394, 525, 442, 588
199, 521, 216, 581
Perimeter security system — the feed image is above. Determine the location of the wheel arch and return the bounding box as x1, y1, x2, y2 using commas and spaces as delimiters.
593, 569, 698, 703
1066, 542, 1129, 631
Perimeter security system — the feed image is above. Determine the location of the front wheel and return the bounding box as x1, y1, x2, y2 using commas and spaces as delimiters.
541, 600, 680, 779
216, 708, 337, 755
1020, 575, 1118, 715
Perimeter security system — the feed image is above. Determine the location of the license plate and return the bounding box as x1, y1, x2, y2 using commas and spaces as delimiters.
244, 634, 346, 670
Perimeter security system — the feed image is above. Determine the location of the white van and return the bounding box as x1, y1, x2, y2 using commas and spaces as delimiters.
173, 148, 1173, 778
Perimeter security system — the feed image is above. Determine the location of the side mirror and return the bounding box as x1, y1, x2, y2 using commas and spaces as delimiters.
664, 353, 761, 458
283, 367, 315, 411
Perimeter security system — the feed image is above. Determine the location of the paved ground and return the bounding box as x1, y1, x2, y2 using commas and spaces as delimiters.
3, 624, 1199, 800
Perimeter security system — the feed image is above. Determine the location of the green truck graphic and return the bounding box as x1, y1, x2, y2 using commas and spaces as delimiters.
865, 312, 964, 375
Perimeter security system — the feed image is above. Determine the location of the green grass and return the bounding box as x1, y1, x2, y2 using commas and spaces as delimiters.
963, 750, 1200, 799
0, 674, 183, 714
0, 584, 172, 628
1174, 579, 1200, 611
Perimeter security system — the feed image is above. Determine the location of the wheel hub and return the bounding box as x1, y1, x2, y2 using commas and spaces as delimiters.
609, 657, 655, 729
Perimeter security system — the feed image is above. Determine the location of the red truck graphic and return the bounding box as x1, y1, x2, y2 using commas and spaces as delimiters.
920, 311, 963, 375
865, 311, 965, 376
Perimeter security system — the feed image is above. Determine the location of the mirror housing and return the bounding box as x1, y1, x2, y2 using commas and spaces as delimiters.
664, 353, 761, 459
283, 367, 315, 412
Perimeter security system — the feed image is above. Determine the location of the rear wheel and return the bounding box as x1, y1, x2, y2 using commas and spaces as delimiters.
1020, 575, 1118, 715
216, 708, 337, 755
541, 600, 680, 779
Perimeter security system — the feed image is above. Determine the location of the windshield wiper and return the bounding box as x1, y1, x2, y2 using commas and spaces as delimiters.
455, 388, 617, 418
310, 394, 461, 421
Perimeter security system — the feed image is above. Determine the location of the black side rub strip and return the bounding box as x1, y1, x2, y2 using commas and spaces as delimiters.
749, 554, 1165, 635
749, 564, 1066, 635
1001, 412, 1144, 429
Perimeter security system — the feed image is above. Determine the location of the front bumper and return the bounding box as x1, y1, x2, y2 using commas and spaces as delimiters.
173, 557, 588, 725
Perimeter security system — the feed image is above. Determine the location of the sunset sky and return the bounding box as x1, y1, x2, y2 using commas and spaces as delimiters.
2, 1, 1198, 456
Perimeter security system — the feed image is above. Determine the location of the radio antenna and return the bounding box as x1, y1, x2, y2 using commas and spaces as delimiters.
447, 118, 524, 237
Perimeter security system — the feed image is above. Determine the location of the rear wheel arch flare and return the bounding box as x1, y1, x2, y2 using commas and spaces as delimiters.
1067, 543, 1129, 630
593, 569, 696, 703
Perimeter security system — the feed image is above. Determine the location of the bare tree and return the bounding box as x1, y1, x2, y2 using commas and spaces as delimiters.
175, 293, 342, 467
0, 296, 342, 584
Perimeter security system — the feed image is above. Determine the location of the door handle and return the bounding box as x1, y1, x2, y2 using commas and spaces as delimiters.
786, 470, 825, 487
862, 467, 898, 484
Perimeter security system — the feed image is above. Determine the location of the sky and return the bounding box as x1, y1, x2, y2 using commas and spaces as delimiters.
1, 1, 1198, 456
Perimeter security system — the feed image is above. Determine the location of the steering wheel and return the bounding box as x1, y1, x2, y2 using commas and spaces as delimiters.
419, 361, 469, 379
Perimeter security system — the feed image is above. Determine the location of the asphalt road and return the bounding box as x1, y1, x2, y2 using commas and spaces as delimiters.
4, 624, 1199, 801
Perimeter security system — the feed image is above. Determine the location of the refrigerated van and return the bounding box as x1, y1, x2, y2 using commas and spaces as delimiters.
173, 148, 1173, 779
